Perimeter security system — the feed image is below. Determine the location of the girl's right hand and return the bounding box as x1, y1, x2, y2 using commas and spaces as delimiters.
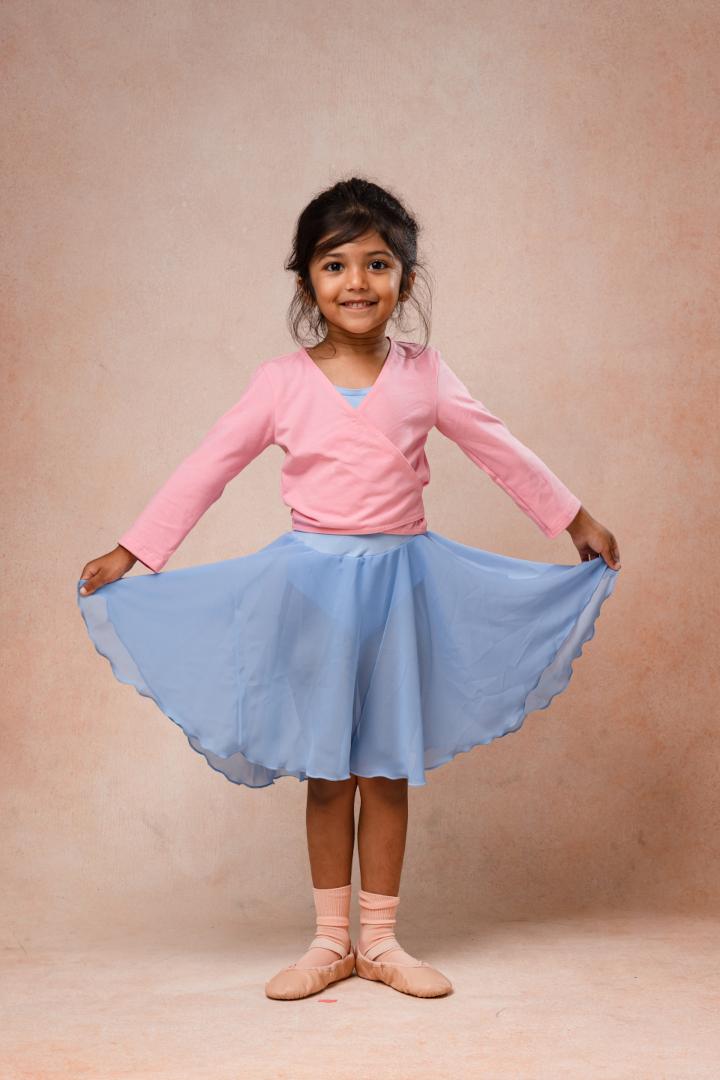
78, 545, 137, 596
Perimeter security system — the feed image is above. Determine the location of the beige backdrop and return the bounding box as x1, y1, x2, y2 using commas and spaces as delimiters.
4, 1, 718, 957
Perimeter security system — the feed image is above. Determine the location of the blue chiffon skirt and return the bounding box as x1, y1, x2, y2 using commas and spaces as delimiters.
75, 528, 620, 788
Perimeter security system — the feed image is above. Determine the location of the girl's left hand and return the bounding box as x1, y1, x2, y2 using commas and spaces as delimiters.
565, 506, 621, 570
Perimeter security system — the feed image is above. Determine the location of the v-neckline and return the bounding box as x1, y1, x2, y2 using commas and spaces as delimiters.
300, 337, 397, 416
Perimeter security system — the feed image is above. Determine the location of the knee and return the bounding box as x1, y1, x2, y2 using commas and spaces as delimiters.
356, 775, 408, 803
308, 775, 358, 804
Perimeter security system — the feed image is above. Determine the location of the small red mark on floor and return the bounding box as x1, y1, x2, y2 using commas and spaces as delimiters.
318, 998, 337, 1003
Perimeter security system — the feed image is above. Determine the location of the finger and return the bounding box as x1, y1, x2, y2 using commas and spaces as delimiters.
603, 547, 621, 570
78, 568, 101, 596
607, 538, 622, 570
79, 579, 108, 596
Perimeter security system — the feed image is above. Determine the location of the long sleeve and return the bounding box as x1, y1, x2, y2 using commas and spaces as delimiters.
117, 362, 276, 572
434, 352, 581, 538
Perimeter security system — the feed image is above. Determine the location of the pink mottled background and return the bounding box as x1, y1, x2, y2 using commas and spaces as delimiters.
4, 1, 718, 951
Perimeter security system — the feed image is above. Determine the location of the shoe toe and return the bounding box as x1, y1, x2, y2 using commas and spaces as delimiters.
354, 946, 452, 997
265, 951, 355, 1000
390, 961, 453, 998
265, 965, 319, 1000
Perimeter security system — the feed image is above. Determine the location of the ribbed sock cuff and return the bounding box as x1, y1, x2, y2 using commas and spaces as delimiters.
312, 883, 352, 944
358, 888, 400, 921
312, 883, 352, 918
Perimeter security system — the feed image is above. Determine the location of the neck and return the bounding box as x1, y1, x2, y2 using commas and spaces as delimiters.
312, 325, 391, 360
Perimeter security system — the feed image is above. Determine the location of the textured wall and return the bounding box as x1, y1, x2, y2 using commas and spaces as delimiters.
3, 0, 718, 946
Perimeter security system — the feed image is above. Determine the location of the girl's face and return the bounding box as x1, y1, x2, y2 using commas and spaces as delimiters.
302, 230, 414, 338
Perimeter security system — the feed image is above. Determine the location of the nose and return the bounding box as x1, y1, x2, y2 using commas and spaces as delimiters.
345, 264, 369, 289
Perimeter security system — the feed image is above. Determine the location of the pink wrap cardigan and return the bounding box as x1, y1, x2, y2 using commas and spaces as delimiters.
117, 338, 582, 572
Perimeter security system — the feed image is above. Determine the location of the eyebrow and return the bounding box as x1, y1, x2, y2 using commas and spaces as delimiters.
321, 250, 395, 260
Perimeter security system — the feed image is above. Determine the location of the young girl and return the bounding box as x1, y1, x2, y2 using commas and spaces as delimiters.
77, 177, 621, 1001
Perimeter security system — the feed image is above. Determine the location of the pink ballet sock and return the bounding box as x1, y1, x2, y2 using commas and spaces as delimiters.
357, 888, 422, 966
294, 883, 352, 969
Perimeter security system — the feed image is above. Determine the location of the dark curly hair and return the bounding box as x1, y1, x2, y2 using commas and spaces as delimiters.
284, 176, 433, 358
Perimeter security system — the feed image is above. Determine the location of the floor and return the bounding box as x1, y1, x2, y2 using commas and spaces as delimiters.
3, 912, 718, 1079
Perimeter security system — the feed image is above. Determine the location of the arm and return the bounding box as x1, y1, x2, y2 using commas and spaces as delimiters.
434, 351, 581, 538
117, 362, 276, 572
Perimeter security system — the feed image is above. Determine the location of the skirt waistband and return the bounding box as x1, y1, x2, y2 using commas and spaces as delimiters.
290, 529, 421, 557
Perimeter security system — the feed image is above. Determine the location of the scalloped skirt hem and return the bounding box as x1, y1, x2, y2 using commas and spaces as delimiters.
76, 528, 620, 788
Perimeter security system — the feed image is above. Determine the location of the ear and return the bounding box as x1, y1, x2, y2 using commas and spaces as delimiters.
297, 276, 313, 301
400, 270, 416, 301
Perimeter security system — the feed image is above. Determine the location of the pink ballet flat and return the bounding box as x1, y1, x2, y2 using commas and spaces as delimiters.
353, 939, 453, 998
264, 935, 356, 1000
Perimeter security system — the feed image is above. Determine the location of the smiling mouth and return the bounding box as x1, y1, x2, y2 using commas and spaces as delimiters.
341, 301, 377, 309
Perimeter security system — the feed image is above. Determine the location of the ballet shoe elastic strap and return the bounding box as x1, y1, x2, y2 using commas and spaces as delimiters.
308, 935, 349, 957
364, 936, 404, 962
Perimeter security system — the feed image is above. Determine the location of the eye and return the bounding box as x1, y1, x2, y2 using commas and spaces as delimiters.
321, 260, 390, 271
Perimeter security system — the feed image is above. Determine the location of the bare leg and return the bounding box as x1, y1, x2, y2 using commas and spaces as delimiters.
306, 776, 357, 887
294, 776, 357, 968
356, 776, 408, 893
